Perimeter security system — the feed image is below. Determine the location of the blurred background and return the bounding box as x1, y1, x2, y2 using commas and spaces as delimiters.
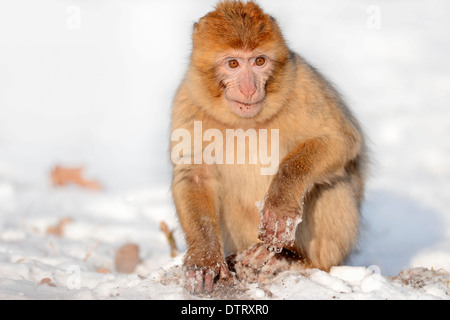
0, 0, 449, 276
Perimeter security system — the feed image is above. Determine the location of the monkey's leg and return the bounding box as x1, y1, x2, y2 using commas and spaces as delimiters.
260, 136, 359, 252
294, 179, 360, 271
172, 166, 230, 294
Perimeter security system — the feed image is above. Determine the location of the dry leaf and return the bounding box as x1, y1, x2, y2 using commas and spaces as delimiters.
96, 268, 110, 274
50, 165, 102, 190
46, 217, 73, 237
39, 277, 56, 287
114, 243, 141, 274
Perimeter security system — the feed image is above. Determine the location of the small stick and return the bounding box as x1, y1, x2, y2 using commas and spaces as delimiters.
160, 221, 179, 258
83, 240, 102, 262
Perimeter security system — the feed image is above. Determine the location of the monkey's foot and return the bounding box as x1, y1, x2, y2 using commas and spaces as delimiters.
227, 243, 304, 283
183, 262, 231, 295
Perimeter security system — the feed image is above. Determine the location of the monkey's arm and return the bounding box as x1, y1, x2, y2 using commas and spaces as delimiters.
172, 164, 230, 293
259, 130, 362, 252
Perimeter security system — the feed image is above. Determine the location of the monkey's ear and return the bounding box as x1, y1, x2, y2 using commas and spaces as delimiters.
193, 22, 199, 33
269, 15, 277, 23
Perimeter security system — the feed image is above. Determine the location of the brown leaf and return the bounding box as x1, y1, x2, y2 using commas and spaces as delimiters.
96, 268, 110, 274
50, 165, 102, 190
39, 277, 56, 287
46, 217, 73, 237
114, 243, 141, 274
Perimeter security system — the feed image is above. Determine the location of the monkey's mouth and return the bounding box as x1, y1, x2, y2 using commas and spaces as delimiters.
228, 100, 263, 118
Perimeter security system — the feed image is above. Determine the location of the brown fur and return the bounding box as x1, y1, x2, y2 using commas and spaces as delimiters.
170, 0, 366, 292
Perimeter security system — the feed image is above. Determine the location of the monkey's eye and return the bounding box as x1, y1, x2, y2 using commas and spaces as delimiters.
228, 59, 239, 69
255, 56, 266, 66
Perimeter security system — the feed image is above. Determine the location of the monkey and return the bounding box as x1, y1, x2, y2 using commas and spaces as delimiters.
170, 0, 366, 294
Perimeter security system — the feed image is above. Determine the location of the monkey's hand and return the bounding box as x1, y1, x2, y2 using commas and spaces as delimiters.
229, 243, 303, 283
258, 200, 303, 253
183, 250, 231, 294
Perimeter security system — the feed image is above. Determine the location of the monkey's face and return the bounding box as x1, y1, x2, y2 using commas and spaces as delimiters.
187, 1, 294, 125
216, 50, 273, 118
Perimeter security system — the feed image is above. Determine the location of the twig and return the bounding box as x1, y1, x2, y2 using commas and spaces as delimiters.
83, 240, 102, 262
160, 221, 179, 258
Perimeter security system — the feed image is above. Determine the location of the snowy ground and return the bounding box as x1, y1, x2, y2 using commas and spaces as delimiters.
1, 0, 450, 300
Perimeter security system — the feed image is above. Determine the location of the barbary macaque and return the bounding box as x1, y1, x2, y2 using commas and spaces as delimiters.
170, 0, 366, 294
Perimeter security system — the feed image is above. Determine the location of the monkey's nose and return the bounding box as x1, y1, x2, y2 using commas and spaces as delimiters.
240, 87, 256, 100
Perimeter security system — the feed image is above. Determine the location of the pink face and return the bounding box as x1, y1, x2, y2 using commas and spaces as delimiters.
216, 50, 273, 118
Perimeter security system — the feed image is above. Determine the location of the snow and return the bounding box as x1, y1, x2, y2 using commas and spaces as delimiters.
1, 0, 450, 300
